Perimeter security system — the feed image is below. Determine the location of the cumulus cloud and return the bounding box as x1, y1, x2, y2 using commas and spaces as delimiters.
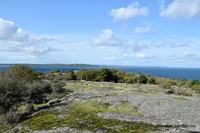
134, 26, 152, 34
160, 0, 200, 19
110, 2, 148, 20
0, 18, 54, 57
92, 29, 195, 53
91, 29, 124, 46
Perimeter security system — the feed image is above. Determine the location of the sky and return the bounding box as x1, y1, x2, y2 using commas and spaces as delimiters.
0, 0, 200, 67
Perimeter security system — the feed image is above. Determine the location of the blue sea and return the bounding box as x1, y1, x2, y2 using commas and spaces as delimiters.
0, 65, 200, 80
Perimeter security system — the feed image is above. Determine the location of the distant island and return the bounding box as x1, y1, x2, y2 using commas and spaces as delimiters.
0, 64, 105, 67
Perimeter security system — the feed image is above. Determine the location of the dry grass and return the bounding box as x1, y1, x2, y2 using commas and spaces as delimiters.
65, 80, 161, 94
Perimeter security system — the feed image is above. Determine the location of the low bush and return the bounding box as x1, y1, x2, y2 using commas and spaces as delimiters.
25, 81, 52, 104
6, 65, 40, 81
65, 71, 77, 80
137, 75, 148, 84
191, 84, 200, 94
2, 111, 26, 124
52, 81, 66, 94
147, 77, 156, 84
76, 69, 99, 81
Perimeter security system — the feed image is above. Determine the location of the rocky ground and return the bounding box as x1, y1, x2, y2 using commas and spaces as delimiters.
4, 81, 200, 133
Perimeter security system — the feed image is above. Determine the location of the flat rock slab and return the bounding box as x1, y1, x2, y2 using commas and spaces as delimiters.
33, 127, 93, 133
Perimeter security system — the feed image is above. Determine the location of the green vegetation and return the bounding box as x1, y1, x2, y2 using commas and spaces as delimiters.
1, 65, 200, 132
71, 101, 143, 116
111, 104, 144, 116
0, 65, 65, 125
19, 101, 160, 132
65, 70, 77, 80
172, 96, 189, 101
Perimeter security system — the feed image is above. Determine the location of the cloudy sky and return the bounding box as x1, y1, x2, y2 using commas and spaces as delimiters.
0, 0, 200, 67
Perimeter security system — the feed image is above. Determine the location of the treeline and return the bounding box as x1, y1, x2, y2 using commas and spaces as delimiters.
46, 69, 155, 84
44, 68, 200, 94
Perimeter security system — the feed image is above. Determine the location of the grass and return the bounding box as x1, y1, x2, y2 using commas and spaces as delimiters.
172, 96, 189, 101
71, 101, 144, 116
66, 80, 161, 94
34, 103, 48, 108
18, 101, 161, 133
111, 104, 144, 116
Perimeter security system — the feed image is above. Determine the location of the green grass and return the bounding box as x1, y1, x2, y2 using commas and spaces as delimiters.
70, 101, 144, 116
172, 96, 189, 101
18, 101, 161, 133
34, 103, 48, 108
111, 104, 144, 116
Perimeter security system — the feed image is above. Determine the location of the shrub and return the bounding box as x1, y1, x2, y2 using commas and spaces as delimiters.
2, 111, 25, 124
65, 71, 77, 80
137, 75, 147, 84
123, 73, 137, 83
6, 65, 40, 81
189, 80, 200, 88
25, 81, 52, 104
191, 84, 200, 94
115, 71, 126, 83
159, 79, 174, 89
97, 69, 118, 82
76, 69, 99, 81
51, 70, 61, 73
147, 77, 156, 84
0, 76, 25, 113
52, 81, 66, 94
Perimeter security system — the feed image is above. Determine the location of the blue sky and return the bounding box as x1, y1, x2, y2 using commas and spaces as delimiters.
0, 0, 200, 67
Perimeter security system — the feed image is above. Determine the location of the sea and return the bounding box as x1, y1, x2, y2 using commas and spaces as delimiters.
0, 65, 200, 80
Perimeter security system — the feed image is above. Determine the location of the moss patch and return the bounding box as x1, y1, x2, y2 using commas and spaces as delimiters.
172, 96, 189, 101
111, 104, 144, 116
18, 101, 161, 133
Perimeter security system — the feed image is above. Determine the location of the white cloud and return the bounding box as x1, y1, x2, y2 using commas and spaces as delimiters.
0, 18, 54, 57
92, 29, 195, 54
135, 53, 146, 58
134, 26, 152, 34
123, 53, 129, 57
160, 0, 200, 19
91, 29, 124, 46
110, 2, 148, 20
